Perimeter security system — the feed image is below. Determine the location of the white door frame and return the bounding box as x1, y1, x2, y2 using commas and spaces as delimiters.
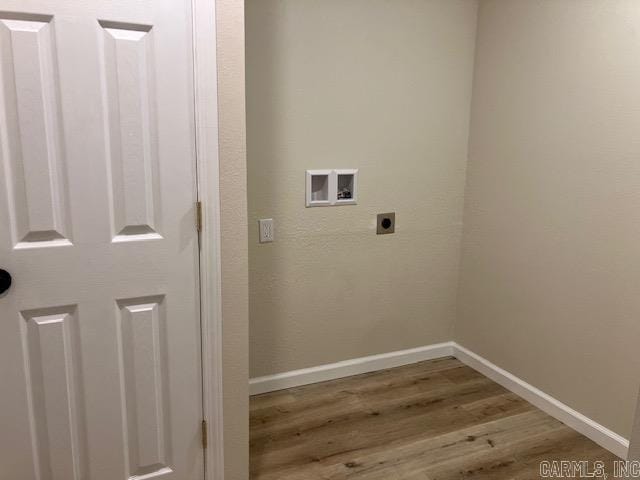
628, 387, 640, 462
192, 0, 224, 478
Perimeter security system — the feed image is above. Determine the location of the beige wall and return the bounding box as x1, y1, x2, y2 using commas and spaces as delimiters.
246, 0, 479, 377
217, 0, 248, 477
457, 0, 640, 438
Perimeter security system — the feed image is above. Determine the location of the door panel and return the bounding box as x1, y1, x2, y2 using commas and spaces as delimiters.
117, 296, 172, 477
100, 20, 162, 241
0, 14, 71, 248
20, 305, 86, 480
0, 1, 203, 480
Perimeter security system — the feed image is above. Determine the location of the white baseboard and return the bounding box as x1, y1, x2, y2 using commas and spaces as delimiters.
249, 341, 629, 459
249, 342, 455, 396
452, 342, 629, 459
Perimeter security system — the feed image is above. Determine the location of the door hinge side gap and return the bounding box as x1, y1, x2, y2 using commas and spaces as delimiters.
201, 419, 208, 449
196, 201, 203, 233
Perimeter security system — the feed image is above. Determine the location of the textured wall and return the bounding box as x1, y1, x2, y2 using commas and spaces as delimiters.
246, 0, 478, 377
457, 0, 640, 438
217, 0, 249, 477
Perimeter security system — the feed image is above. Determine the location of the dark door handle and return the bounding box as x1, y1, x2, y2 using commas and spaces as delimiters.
0, 269, 11, 295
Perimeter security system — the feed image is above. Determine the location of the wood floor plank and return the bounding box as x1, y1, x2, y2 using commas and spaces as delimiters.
251, 380, 507, 471
315, 411, 561, 479
250, 358, 621, 479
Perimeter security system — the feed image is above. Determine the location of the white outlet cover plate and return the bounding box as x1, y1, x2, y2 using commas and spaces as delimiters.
259, 218, 274, 243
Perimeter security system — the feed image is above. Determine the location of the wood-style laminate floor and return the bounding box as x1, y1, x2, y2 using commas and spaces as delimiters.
250, 357, 620, 479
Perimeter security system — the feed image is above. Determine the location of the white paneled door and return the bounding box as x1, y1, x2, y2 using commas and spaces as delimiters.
0, 1, 205, 480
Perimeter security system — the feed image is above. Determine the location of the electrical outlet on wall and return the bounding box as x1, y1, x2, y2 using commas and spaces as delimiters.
377, 212, 395, 234
259, 218, 274, 243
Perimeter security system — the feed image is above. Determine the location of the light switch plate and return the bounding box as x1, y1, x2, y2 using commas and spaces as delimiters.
259, 218, 274, 243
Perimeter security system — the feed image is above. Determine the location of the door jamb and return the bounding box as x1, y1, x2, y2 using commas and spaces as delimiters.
191, 0, 224, 478
628, 387, 640, 462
